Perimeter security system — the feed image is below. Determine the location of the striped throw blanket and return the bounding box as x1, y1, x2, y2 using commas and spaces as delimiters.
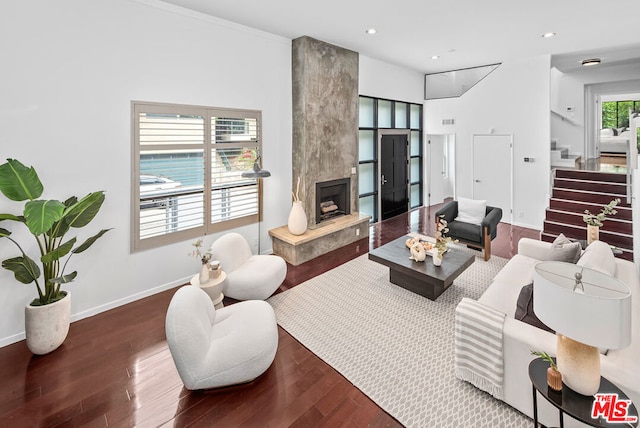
454, 298, 506, 399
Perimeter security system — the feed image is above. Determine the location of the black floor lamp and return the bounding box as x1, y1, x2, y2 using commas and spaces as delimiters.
241, 155, 271, 253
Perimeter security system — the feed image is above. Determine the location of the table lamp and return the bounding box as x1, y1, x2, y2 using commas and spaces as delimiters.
533, 261, 631, 396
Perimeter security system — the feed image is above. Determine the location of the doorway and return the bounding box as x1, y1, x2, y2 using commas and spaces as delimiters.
472, 134, 513, 223
427, 134, 456, 206
380, 131, 409, 220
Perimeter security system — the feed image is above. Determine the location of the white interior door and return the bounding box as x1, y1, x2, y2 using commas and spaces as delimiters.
472, 134, 513, 223
427, 135, 445, 206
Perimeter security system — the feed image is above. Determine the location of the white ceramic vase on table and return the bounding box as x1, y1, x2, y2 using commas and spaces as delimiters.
431, 249, 443, 266
288, 201, 307, 235
199, 262, 210, 283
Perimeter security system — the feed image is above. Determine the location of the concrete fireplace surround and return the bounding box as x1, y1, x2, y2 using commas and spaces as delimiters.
269, 36, 370, 265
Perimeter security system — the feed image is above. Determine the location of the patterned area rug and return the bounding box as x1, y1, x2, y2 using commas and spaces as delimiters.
267, 247, 532, 428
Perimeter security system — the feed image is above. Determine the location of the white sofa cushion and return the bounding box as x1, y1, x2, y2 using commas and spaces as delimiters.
478, 253, 539, 316
455, 197, 486, 225
576, 240, 616, 277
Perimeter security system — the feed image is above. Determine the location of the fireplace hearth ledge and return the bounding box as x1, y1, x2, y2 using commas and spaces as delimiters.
269, 212, 370, 266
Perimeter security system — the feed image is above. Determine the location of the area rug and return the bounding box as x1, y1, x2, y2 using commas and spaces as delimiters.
267, 247, 531, 428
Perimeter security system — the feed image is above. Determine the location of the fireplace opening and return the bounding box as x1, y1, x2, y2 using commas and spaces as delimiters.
316, 178, 351, 223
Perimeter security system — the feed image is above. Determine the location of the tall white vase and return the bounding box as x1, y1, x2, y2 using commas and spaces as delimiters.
25, 291, 71, 355
288, 201, 307, 235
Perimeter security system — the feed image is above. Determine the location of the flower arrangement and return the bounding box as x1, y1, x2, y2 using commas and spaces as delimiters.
189, 238, 212, 265
583, 198, 620, 227
434, 215, 457, 258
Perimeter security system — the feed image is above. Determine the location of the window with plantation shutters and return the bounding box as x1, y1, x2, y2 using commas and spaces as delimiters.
132, 102, 261, 251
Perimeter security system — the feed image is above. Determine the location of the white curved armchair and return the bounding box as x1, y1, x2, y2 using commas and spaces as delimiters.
209, 232, 287, 300
165, 285, 278, 390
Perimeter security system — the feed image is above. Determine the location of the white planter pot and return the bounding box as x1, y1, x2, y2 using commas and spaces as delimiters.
25, 292, 71, 355
287, 201, 307, 235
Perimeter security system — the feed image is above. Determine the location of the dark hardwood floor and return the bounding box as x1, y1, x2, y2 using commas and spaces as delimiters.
0, 204, 539, 427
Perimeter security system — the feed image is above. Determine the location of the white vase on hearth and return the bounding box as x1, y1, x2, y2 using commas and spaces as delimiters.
288, 201, 307, 235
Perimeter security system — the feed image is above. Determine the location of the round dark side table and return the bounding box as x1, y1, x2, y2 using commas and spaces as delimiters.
529, 358, 638, 428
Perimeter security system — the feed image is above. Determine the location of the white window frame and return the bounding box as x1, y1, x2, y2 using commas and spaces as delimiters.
131, 101, 262, 252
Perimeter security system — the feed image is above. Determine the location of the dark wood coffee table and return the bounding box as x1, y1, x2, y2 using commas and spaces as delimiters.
368, 235, 475, 300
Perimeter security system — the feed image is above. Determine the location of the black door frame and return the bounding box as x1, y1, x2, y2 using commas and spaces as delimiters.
378, 129, 410, 220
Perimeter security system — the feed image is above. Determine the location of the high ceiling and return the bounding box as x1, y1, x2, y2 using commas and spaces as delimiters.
159, 0, 640, 74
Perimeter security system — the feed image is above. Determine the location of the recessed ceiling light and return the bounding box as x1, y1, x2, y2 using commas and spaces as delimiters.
542, 32, 556, 38
431, 55, 440, 60
365, 28, 377, 35
581, 58, 601, 66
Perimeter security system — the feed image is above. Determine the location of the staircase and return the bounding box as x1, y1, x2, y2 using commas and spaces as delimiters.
550, 139, 582, 169
543, 169, 633, 261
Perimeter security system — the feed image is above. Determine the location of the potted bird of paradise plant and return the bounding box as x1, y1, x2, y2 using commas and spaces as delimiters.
0, 159, 110, 354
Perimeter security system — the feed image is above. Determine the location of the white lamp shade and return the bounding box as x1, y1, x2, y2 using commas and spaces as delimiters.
533, 261, 631, 350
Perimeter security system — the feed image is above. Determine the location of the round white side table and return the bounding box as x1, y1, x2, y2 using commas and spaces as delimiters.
190, 271, 226, 309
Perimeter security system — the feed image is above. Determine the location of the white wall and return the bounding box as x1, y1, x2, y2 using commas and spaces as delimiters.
0, 0, 292, 347
425, 55, 551, 229
552, 62, 640, 159
550, 67, 584, 157
359, 55, 425, 104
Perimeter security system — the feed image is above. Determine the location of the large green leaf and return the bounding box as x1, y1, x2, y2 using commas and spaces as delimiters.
24, 199, 65, 236
2, 255, 40, 284
60, 191, 105, 229
50, 271, 77, 285
63, 196, 78, 207
41, 237, 76, 263
0, 213, 23, 222
0, 159, 44, 202
72, 229, 111, 254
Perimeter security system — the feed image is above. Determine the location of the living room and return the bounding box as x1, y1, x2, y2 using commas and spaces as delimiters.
1, 0, 640, 426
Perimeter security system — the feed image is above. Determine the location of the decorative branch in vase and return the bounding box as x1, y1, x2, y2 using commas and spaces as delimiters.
189, 238, 212, 283
531, 350, 562, 391
582, 198, 620, 244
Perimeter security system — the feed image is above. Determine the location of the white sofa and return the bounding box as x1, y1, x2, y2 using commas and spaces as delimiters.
459, 238, 640, 427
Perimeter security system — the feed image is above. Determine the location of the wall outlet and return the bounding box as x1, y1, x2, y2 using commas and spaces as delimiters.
519, 211, 525, 218
351, 167, 357, 174
356, 228, 360, 236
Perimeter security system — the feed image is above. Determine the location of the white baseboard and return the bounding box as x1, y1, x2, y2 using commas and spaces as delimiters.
0, 332, 26, 348
0, 276, 191, 349
510, 220, 542, 231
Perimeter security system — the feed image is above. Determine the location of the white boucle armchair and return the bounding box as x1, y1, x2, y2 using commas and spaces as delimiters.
209, 232, 286, 300
165, 285, 278, 390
